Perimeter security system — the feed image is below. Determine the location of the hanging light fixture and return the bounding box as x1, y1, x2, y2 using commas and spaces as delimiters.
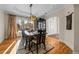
29, 4, 36, 21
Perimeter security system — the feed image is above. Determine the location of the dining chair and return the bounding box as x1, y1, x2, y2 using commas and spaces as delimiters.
21, 30, 29, 49
31, 31, 46, 54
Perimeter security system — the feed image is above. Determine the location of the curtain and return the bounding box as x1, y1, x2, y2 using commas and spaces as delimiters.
8, 15, 17, 39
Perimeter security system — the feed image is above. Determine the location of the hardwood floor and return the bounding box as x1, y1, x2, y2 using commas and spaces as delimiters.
0, 38, 16, 54
46, 36, 72, 54
0, 36, 72, 54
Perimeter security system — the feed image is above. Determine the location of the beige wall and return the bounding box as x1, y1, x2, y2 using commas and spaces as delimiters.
74, 5, 79, 53
0, 11, 5, 43
0, 10, 9, 43
4, 13, 9, 39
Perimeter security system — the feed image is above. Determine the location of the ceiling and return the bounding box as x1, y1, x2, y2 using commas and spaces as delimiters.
0, 4, 64, 17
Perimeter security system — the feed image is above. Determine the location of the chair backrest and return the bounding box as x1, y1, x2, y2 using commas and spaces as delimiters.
22, 30, 26, 38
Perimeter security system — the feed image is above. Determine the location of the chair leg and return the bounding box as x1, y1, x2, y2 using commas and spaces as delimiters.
25, 39, 27, 49
28, 40, 31, 50
44, 42, 46, 50
36, 44, 38, 54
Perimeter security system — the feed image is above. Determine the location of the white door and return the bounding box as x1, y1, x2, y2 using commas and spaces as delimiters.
46, 16, 59, 35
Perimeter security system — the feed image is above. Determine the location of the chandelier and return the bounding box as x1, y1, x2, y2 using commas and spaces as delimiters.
29, 4, 36, 21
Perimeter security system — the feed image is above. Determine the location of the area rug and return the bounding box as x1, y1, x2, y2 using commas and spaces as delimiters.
16, 39, 54, 54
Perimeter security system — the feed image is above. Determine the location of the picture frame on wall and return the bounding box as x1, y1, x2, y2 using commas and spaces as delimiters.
66, 13, 72, 30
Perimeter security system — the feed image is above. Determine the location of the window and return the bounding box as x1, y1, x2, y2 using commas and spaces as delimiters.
16, 16, 34, 36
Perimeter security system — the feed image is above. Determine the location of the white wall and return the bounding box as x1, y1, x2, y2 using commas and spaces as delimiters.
63, 5, 74, 50
45, 8, 65, 40
45, 4, 74, 51
0, 10, 9, 43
